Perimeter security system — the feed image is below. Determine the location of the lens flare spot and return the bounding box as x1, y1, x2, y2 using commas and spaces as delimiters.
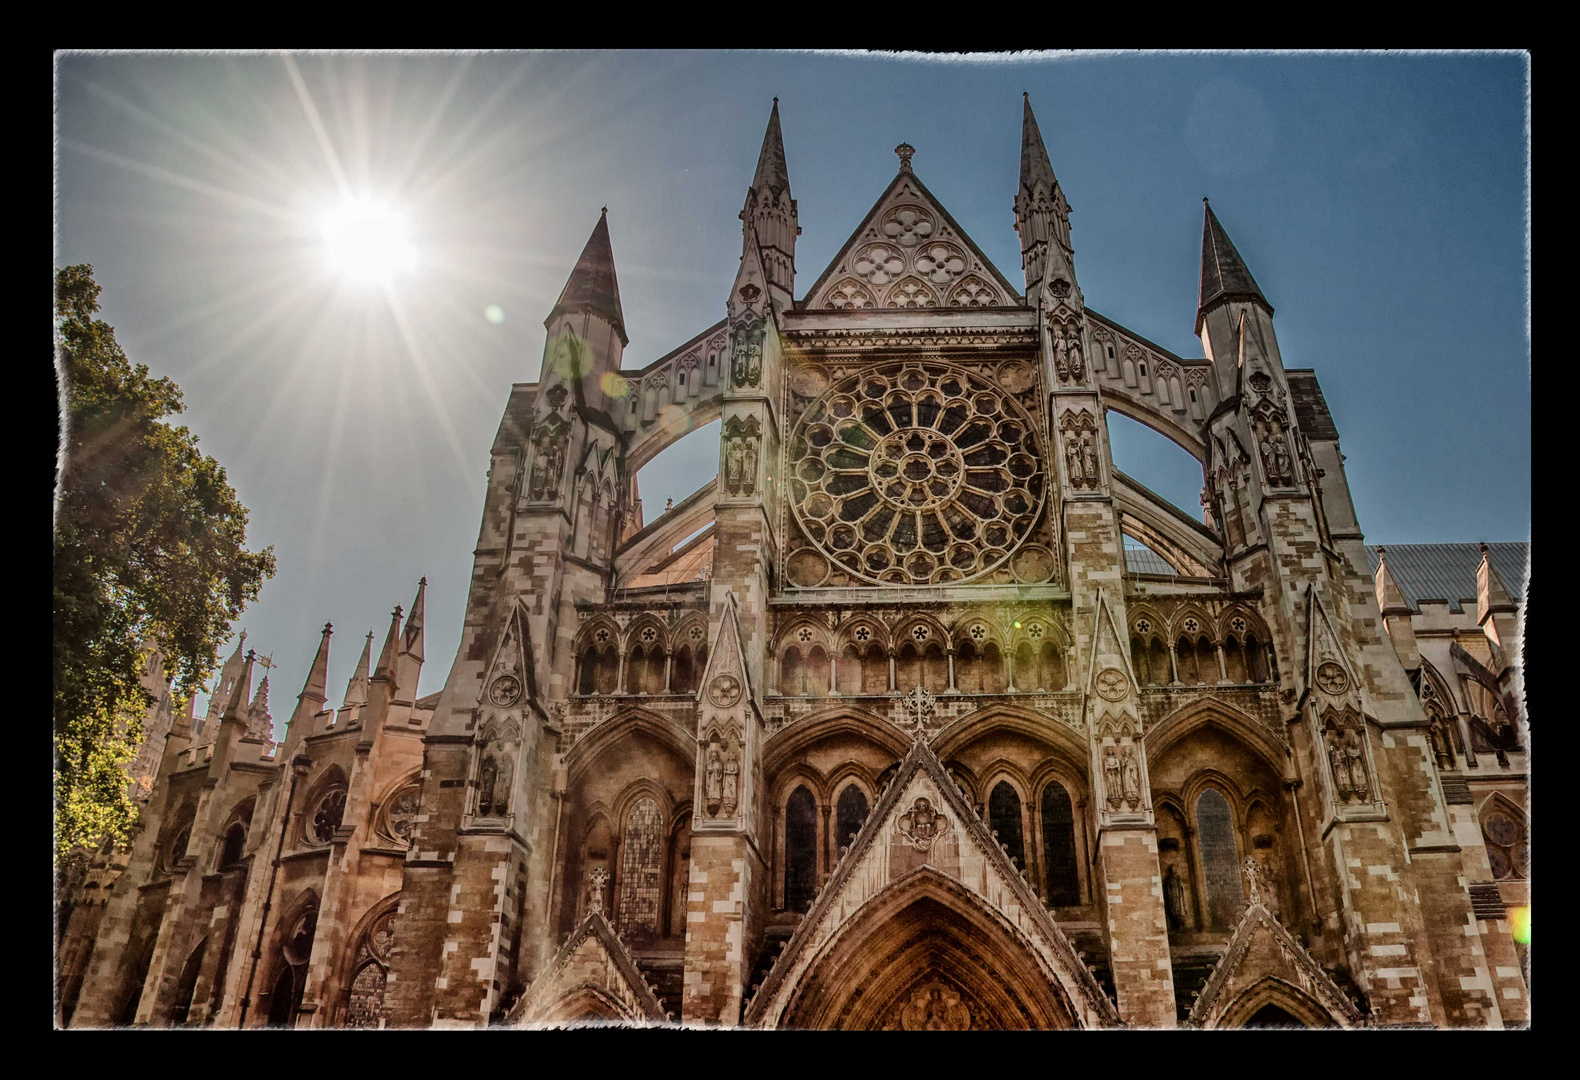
1509, 905, 1530, 944
484, 304, 505, 324
600, 371, 630, 397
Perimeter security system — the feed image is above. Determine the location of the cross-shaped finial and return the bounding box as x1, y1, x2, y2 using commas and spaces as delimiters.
588, 865, 609, 913
1243, 856, 1266, 906
895, 143, 916, 171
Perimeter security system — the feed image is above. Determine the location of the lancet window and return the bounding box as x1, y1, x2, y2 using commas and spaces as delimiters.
988, 781, 1026, 870
1195, 788, 1242, 931
784, 786, 819, 912
616, 797, 666, 940
835, 784, 870, 855
1040, 781, 1080, 907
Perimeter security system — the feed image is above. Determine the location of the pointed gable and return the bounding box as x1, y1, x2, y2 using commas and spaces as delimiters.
803, 168, 1021, 311
507, 911, 667, 1026
478, 600, 538, 711
744, 736, 1116, 1029
1187, 875, 1362, 1028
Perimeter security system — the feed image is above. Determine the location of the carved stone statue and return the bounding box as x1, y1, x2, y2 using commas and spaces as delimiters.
1344, 729, 1370, 801
1052, 323, 1071, 381
1103, 745, 1122, 809
1120, 745, 1141, 808
1079, 434, 1099, 488
1272, 432, 1293, 485
1067, 329, 1085, 382
493, 750, 514, 816
1064, 434, 1082, 487
1327, 730, 1352, 799
741, 439, 758, 496
1164, 864, 1188, 931
587, 865, 608, 915
725, 439, 744, 493
721, 744, 740, 817
704, 743, 724, 815
477, 755, 497, 816
731, 314, 766, 387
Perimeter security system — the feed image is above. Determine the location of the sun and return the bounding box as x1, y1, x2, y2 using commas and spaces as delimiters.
318, 198, 418, 285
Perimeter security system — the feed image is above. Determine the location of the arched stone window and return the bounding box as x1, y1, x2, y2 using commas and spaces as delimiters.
344, 909, 396, 1028
671, 645, 698, 695
784, 785, 819, 913
268, 906, 317, 1027
616, 797, 665, 941
169, 937, 206, 1026
1195, 788, 1242, 931
1246, 634, 1271, 683
1040, 782, 1080, 907
955, 640, 985, 692
835, 785, 870, 855
862, 644, 890, 695
1481, 801, 1528, 881
220, 823, 247, 868
838, 644, 863, 695
805, 645, 829, 696
1012, 642, 1034, 691
1036, 641, 1066, 691
308, 787, 347, 846
896, 642, 923, 691
782, 646, 808, 695
1150, 639, 1171, 685
988, 781, 1026, 870
1176, 637, 1199, 685
1224, 636, 1249, 684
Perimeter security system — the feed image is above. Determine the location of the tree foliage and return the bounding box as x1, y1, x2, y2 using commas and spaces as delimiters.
53, 264, 275, 858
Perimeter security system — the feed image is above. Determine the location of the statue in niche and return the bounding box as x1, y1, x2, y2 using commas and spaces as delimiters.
1052, 323, 1071, 382
1427, 717, 1455, 771
721, 743, 740, 817
1120, 745, 1141, 808
1064, 432, 1083, 487
493, 749, 514, 816
529, 421, 569, 501
731, 313, 765, 388
1272, 431, 1294, 485
1164, 864, 1189, 931
1344, 729, 1370, 801
1259, 426, 1294, 487
477, 753, 498, 816
1103, 746, 1123, 809
1079, 434, 1099, 488
741, 438, 757, 496
1327, 730, 1352, 800
704, 741, 724, 816
1066, 324, 1085, 382
725, 438, 744, 493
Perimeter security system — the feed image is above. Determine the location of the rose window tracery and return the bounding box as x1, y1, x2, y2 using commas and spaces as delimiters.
310, 788, 347, 845
915, 243, 967, 284
788, 362, 1046, 585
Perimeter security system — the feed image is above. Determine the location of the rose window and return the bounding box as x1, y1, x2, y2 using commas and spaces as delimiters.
882, 207, 935, 247
788, 362, 1046, 586
853, 245, 905, 285
311, 788, 347, 845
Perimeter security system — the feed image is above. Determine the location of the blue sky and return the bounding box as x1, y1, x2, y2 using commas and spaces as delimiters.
54, 51, 1529, 717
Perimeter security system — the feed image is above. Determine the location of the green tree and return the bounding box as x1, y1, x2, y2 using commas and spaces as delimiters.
53, 264, 275, 859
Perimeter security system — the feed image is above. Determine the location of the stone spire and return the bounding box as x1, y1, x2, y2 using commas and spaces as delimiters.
200, 630, 249, 735
246, 674, 272, 740
397, 578, 427, 702
742, 98, 799, 310
1013, 94, 1076, 301
219, 649, 255, 729
299, 622, 333, 709
342, 630, 374, 716
1018, 92, 1058, 199
373, 605, 403, 685
546, 210, 627, 347
1198, 199, 1271, 332
751, 97, 791, 199
1374, 548, 1420, 672
1476, 542, 1520, 664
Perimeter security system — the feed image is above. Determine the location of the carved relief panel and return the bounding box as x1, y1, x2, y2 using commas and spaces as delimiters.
526, 384, 571, 503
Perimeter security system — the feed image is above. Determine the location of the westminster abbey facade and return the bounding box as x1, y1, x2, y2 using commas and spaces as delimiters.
58, 97, 1530, 1029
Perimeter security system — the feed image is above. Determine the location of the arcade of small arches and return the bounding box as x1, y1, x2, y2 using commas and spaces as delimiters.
772, 613, 1074, 698
573, 614, 710, 697
1128, 605, 1275, 688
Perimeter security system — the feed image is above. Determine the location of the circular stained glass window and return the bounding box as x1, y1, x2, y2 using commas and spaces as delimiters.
788, 362, 1045, 586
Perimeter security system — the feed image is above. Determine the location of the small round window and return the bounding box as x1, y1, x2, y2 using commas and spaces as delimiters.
310, 789, 348, 845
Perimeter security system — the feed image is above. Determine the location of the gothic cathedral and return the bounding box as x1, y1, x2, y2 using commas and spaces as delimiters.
58, 97, 1529, 1030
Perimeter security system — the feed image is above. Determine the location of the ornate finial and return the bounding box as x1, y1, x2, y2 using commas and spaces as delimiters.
773, 96, 778, 105
244, 649, 256, 663
1243, 856, 1266, 907
600, 206, 607, 217
1023, 90, 1028, 100
393, 605, 403, 619
904, 685, 934, 739
239, 629, 247, 648
323, 622, 333, 634
1203, 195, 1210, 205
419, 576, 427, 586
588, 865, 609, 913
1479, 541, 1490, 556
895, 143, 916, 171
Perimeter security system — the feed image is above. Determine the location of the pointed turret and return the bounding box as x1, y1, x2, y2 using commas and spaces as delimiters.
339, 630, 373, 725
200, 630, 248, 735
1374, 548, 1420, 671
1476, 542, 1520, 664
299, 622, 333, 709
741, 99, 799, 311
397, 578, 427, 701
1197, 199, 1271, 332
546, 210, 626, 346
220, 649, 254, 728
245, 674, 272, 741
373, 604, 403, 685
1014, 94, 1076, 301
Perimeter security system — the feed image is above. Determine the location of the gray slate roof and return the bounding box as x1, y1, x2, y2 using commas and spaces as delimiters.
1364, 542, 1528, 614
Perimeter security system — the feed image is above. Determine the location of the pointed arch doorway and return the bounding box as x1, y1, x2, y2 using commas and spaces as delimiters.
777, 869, 1082, 1030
